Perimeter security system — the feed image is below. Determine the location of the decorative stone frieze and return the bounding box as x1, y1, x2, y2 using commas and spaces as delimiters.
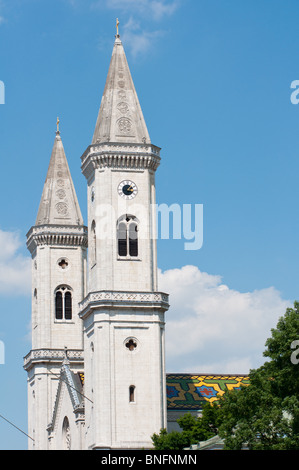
81, 142, 161, 180
26, 224, 88, 254
23, 348, 84, 371
79, 290, 169, 318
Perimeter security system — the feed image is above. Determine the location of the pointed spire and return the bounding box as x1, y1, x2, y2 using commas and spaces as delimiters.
35, 123, 83, 226
92, 28, 151, 145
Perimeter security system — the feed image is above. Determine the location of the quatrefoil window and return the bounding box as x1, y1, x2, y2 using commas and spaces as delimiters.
58, 258, 69, 269
125, 339, 137, 351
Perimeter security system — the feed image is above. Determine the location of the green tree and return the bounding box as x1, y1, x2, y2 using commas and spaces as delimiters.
216, 369, 296, 449
151, 402, 218, 450
152, 302, 299, 450
216, 301, 299, 449
151, 428, 191, 451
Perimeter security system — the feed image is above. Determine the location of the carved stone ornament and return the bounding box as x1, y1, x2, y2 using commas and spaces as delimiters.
56, 202, 68, 215
79, 290, 169, 315
117, 102, 129, 114
118, 90, 126, 100
56, 189, 66, 199
117, 117, 132, 134
23, 348, 84, 370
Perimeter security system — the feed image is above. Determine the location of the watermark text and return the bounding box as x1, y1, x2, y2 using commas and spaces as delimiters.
0, 80, 4, 104
0, 340, 4, 364
94, 202, 203, 251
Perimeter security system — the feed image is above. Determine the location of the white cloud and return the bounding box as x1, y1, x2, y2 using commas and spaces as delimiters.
159, 265, 291, 374
97, 16, 166, 58
92, 0, 180, 21
121, 17, 165, 57
69, 0, 180, 56
0, 229, 31, 295
0, 0, 5, 24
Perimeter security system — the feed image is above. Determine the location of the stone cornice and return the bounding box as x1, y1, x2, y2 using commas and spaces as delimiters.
79, 290, 169, 319
26, 224, 88, 254
81, 142, 161, 180
23, 348, 84, 371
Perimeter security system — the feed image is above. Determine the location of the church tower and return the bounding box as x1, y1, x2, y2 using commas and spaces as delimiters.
24, 124, 87, 449
79, 30, 169, 449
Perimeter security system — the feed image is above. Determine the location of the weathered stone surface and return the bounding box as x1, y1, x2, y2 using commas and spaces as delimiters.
35, 132, 83, 226
92, 36, 151, 145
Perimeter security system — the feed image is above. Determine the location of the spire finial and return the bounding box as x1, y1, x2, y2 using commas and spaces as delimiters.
56, 116, 60, 135
116, 18, 120, 37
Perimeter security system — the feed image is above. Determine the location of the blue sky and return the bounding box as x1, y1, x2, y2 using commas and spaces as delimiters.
1, 0, 299, 449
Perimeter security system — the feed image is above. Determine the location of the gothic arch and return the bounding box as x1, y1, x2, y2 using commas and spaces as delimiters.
62, 416, 71, 450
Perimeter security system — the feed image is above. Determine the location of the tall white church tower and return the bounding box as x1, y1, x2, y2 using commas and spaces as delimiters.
79, 31, 169, 449
24, 125, 87, 449
24, 27, 169, 451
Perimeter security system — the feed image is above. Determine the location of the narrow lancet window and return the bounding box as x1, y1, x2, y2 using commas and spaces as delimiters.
55, 291, 63, 320
118, 221, 127, 257
64, 291, 72, 320
55, 286, 72, 320
129, 222, 138, 257
129, 385, 135, 403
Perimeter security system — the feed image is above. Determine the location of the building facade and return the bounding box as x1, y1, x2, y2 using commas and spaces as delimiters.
24, 30, 250, 451
24, 31, 169, 450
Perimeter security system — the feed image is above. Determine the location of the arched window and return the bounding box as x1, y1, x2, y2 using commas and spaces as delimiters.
91, 220, 96, 266
62, 416, 71, 450
117, 215, 139, 258
55, 286, 72, 320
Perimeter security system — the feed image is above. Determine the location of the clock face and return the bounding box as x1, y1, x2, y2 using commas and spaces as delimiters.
118, 180, 138, 200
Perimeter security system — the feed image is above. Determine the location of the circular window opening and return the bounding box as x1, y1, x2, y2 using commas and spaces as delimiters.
125, 339, 137, 351
58, 258, 69, 270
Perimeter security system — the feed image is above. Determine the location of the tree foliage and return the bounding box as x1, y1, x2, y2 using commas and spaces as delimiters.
151, 402, 218, 450
152, 302, 299, 450
216, 301, 299, 449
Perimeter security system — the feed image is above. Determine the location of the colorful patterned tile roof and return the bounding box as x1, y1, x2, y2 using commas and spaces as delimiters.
166, 374, 250, 410
77, 372, 250, 410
